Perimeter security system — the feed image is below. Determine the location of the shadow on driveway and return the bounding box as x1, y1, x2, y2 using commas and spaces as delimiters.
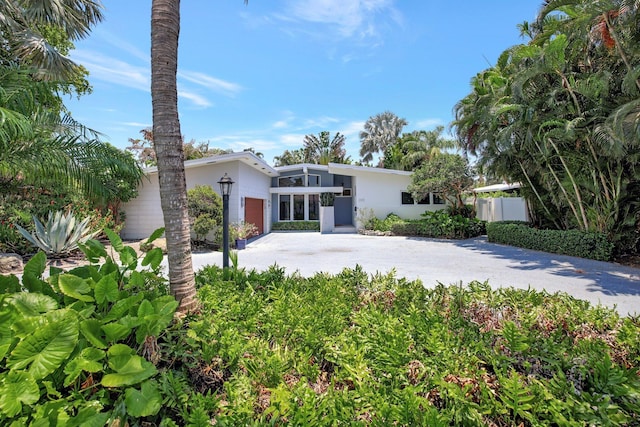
453, 237, 640, 298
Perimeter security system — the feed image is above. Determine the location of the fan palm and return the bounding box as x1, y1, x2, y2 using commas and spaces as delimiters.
359, 111, 407, 164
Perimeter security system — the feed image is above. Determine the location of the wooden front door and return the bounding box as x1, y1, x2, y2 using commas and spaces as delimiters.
244, 198, 264, 235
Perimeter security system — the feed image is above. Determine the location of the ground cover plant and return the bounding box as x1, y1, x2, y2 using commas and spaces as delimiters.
1, 242, 639, 425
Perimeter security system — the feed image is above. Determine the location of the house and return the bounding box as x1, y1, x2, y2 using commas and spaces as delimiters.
121, 152, 446, 239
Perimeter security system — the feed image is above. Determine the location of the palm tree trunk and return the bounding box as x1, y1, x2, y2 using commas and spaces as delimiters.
151, 0, 197, 314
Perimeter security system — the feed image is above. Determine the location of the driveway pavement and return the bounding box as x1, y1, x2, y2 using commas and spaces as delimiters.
187, 232, 640, 317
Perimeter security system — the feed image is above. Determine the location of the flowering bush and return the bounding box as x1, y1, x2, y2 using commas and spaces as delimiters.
231, 221, 259, 240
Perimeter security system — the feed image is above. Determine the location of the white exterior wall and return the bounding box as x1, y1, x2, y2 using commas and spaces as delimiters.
121, 161, 272, 239
476, 197, 528, 222
351, 171, 443, 228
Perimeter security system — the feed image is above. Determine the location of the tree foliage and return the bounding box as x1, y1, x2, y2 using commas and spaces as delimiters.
359, 111, 407, 165
452, 0, 640, 254
408, 153, 474, 209
303, 131, 348, 165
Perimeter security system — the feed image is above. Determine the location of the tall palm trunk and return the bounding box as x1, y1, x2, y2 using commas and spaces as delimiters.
151, 0, 197, 314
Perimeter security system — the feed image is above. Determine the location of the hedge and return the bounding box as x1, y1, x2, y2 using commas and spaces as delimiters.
272, 221, 320, 231
486, 221, 614, 261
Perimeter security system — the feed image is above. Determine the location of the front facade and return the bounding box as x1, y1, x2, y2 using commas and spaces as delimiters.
121, 153, 447, 239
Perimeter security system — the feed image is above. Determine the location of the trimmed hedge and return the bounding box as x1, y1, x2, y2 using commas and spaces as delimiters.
272, 221, 320, 231
486, 221, 614, 261
371, 211, 486, 239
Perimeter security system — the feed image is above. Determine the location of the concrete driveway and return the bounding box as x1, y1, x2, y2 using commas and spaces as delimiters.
188, 232, 640, 317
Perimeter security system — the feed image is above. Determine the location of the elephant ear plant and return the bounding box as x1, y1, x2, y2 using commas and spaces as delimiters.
15, 210, 99, 257
0, 227, 179, 425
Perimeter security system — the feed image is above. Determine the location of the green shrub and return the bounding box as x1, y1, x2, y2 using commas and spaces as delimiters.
320, 192, 335, 207
272, 221, 320, 231
187, 185, 222, 245
374, 210, 486, 239
487, 221, 614, 261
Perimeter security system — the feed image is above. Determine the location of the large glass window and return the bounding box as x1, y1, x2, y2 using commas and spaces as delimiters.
279, 195, 290, 220
433, 193, 445, 204
309, 194, 319, 220
293, 195, 305, 220
278, 175, 305, 187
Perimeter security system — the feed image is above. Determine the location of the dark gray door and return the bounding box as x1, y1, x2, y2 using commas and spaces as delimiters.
334, 197, 352, 226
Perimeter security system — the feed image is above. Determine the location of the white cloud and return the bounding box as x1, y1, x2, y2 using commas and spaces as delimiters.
178, 71, 243, 97
414, 118, 445, 129
178, 90, 213, 108
276, 0, 402, 42
287, 0, 398, 38
71, 50, 149, 91
122, 121, 151, 128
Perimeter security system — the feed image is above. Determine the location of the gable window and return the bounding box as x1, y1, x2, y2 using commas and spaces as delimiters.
308, 175, 321, 187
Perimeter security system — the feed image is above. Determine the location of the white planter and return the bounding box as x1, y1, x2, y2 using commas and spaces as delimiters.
319, 206, 334, 234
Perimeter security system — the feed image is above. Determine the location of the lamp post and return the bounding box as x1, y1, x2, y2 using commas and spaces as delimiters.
218, 173, 234, 268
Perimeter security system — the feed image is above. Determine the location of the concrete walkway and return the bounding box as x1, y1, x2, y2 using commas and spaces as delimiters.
186, 232, 640, 317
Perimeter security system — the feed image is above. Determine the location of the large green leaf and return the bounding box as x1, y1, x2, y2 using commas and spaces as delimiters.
58, 274, 94, 302
0, 371, 40, 417
125, 380, 162, 417
8, 293, 58, 317
102, 293, 144, 323
23, 251, 46, 278
104, 228, 124, 252
0, 275, 20, 293
80, 319, 107, 349
64, 347, 105, 387
101, 344, 157, 387
94, 274, 118, 305
7, 309, 79, 379
141, 247, 163, 270
146, 227, 165, 244
67, 406, 110, 427
101, 323, 132, 343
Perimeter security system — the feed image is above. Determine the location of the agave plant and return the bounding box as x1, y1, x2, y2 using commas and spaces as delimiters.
15, 211, 99, 256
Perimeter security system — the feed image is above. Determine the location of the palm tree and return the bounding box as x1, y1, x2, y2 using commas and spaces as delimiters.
273, 148, 306, 166
0, 0, 104, 80
359, 111, 407, 165
151, 0, 197, 314
398, 127, 456, 171
303, 131, 348, 165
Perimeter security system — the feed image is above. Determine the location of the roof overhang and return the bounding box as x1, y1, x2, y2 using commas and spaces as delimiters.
143, 151, 278, 176
269, 186, 343, 194
473, 182, 522, 193
327, 163, 412, 176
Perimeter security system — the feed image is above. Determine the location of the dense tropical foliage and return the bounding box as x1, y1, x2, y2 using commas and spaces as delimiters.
2, 245, 637, 425
0, 0, 143, 255
452, 0, 640, 256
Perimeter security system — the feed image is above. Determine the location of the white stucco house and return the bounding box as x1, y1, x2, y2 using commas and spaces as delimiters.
121, 152, 446, 239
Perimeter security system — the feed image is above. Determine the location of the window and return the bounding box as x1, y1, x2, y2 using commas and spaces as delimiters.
279, 194, 321, 221
309, 194, 319, 220
401, 192, 415, 205
279, 195, 290, 220
293, 195, 305, 220
433, 193, 445, 204
278, 175, 305, 187
417, 195, 430, 205
308, 175, 321, 187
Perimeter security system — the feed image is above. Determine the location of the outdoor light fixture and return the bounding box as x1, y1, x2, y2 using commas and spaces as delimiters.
218, 173, 234, 196
218, 173, 234, 268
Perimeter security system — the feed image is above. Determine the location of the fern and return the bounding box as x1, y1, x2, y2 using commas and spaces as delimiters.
499, 370, 535, 423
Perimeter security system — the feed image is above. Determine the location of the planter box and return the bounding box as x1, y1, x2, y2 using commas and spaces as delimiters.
320, 206, 334, 234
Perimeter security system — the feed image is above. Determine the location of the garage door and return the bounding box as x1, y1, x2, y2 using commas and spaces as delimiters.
244, 198, 264, 235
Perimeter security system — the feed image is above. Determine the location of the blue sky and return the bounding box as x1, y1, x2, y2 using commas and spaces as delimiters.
66, 1, 541, 165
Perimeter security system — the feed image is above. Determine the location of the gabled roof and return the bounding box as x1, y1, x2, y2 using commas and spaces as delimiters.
143, 151, 278, 176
